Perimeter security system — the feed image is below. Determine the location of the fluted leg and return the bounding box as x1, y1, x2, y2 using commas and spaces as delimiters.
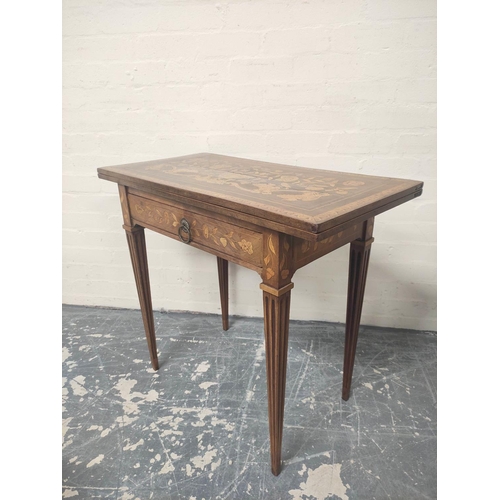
261, 283, 293, 476
124, 225, 159, 371
342, 220, 374, 401
217, 257, 229, 331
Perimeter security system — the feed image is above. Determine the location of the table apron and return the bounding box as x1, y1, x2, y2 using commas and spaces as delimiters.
294, 223, 365, 270
128, 193, 264, 272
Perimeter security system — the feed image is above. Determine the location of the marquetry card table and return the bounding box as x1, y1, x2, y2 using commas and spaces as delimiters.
97, 153, 423, 475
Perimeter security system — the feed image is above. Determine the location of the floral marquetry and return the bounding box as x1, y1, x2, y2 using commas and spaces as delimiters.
98, 153, 423, 235
128, 193, 263, 270
142, 156, 366, 202
238, 239, 254, 255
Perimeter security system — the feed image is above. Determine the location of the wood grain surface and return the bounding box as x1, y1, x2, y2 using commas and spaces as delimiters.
98, 153, 423, 235
217, 257, 229, 331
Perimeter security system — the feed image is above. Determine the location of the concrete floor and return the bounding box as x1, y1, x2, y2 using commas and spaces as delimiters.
62, 305, 436, 499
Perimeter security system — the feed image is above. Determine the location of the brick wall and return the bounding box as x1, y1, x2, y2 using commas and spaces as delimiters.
63, 0, 437, 331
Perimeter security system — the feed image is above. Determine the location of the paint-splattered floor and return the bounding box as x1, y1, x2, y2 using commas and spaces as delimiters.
62, 305, 436, 499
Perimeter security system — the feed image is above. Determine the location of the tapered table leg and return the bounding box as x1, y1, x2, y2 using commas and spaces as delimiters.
260, 231, 295, 476
217, 257, 229, 331
124, 225, 159, 371
261, 283, 293, 475
342, 218, 374, 401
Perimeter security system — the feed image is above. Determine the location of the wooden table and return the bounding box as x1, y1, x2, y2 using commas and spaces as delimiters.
98, 153, 423, 475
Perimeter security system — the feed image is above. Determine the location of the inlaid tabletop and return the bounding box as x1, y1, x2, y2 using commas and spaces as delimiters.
98, 153, 423, 234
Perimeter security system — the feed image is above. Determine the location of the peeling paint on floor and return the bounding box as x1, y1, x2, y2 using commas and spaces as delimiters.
289, 462, 347, 500
62, 305, 437, 499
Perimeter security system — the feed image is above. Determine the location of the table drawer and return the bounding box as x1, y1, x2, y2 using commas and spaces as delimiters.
128, 193, 263, 268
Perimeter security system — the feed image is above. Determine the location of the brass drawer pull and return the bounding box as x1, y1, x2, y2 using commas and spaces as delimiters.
178, 218, 192, 244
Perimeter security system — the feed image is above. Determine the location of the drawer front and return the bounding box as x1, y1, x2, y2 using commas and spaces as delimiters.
128, 194, 263, 268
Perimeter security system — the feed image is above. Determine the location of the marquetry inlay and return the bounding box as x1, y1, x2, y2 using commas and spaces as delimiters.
98, 153, 423, 234
128, 194, 262, 267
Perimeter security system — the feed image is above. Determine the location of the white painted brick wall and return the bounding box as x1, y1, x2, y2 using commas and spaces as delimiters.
62, 0, 437, 331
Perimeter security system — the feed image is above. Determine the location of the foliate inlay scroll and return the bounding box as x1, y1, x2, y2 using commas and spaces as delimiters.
263, 234, 277, 281
201, 224, 254, 255
279, 236, 292, 281
262, 232, 294, 288
128, 194, 262, 266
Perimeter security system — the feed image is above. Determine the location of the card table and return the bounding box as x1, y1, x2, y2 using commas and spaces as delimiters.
98, 153, 423, 475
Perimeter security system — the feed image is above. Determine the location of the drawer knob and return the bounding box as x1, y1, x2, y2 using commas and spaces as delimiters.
178, 218, 192, 244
